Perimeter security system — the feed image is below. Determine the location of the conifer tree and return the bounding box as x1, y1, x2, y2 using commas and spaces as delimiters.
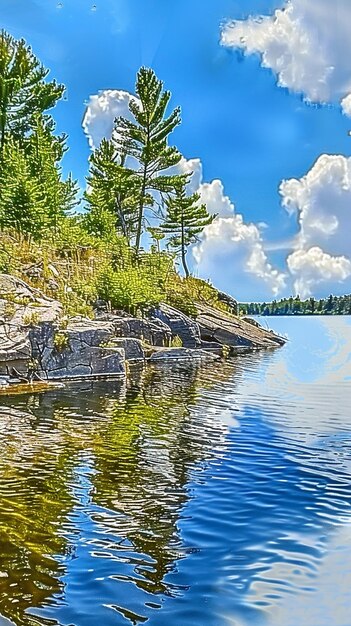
0, 115, 78, 238
115, 67, 187, 253
0, 30, 63, 155
161, 186, 215, 277
84, 138, 140, 243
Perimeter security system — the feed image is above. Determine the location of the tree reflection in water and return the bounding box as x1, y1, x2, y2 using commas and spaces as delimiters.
0, 360, 237, 625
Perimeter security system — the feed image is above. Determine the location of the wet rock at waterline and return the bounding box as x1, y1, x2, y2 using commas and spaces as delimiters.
195, 303, 286, 350
30, 318, 125, 380
149, 347, 221, 362
151, 303, 201, 348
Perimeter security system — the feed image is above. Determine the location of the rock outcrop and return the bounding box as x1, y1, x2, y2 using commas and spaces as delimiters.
96, 312, 172, 346
152, 303, 201, 348
194, 303, 285, 350
30, 318, 125, 380
149, 347, 220, 362
0, 274, 62, 377
0, 273, 286, 388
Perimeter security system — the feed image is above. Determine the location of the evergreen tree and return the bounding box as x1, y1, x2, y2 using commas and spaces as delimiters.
0, 30, 63, 155
161, 186, 214, 277
115, 67, 187, 253
84, 138, 140, 243
0, 115, 78, 238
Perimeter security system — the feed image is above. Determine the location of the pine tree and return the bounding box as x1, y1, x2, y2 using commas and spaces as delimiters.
115, 67, 187, 253
0, 30, 63, 156
0, 115, 78, 238
84, 138, 140, 243
161, 186, 214, 277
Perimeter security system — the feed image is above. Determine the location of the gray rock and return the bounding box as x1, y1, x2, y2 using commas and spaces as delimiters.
0, 324, 31, 376
151, 303, 201, 348
200, 340, 224, 356
149, 347, 220, 362
109, 337, 145, 361
30, 318, 125, 380
0, 273, 62, 326
97, 313, 172, 346
195, 303, 286, 350
217, 290, 238, 315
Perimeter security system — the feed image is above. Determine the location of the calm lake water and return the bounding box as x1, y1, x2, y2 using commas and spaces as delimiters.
0, 316, 351, 626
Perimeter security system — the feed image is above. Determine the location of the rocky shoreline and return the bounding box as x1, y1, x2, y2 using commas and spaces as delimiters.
0, 274, 286, 392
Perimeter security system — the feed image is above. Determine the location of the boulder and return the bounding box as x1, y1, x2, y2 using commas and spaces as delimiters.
0, 325, 31, 376
96, 312, 172, 346
151, 303, 201, 348
30, 318, 125, 380
194, 303, 286, 350
109, 338, 145, 361
217, 290, 238, 315
149, 347, 220, 362
0, 273, 62, 326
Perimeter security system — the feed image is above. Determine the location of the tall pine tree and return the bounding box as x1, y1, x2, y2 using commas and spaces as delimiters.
0, 30, 63, 156
161, 186, 215, 277
115, 67, 187, 253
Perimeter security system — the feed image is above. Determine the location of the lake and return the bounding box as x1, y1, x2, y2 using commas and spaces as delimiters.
0, 316, 351, 626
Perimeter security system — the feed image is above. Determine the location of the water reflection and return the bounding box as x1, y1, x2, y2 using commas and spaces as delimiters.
0, 361, 238, 625
0, 319, 351, 626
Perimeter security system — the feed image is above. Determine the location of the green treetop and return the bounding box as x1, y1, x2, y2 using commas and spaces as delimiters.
84, 138, 140, 244
161, 185, 215, 277
114, 67, 187, 253
0, 30, 63, 155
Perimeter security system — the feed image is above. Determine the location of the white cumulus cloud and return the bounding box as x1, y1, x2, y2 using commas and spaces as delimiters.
287, 247, 351, 298
82, 89, 139, 149
221, 0, 351, 112
177, 157, 286, 299
281, 154, 351, 297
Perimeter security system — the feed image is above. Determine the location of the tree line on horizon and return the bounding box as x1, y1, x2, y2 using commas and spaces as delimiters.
239, 294, 351, 316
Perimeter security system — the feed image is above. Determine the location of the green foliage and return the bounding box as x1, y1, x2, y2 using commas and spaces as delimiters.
0, 30, 64, 153
96, 250, 172, 315
0, 120, 78, 238
240, 294, 351, 316
22, 309, 40, 326
114, 67, 187, 252
53, 331, 69, 352
162, 185, 215, 277
170, 335, 183, 347
84, 138, 140, 243
0, 31, 78, 239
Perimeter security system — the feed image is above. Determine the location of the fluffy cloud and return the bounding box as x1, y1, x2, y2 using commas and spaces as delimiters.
193, 215, 286, 301
287, 247, 351, 298
280, 155, 351, 296
221, 0, 351, 111
82, 89, 139, 149
178, 159, 286, 300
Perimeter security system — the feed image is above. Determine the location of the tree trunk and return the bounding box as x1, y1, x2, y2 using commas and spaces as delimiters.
181, 221, 189, 278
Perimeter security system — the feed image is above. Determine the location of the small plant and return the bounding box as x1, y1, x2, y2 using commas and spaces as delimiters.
170, 335, 183, 348
222, 345, 230, 359
22, 309, 40, 326
53, 331, 69, 352
58, 316, 69, 330
3, 301, 16, 319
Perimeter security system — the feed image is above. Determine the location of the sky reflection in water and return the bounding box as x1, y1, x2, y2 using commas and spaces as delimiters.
0, 317, 350, 626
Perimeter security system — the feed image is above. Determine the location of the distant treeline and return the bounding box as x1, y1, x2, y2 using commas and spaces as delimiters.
239, 294, 351, 316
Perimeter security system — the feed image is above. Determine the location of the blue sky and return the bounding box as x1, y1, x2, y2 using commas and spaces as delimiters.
2, 0, 351, 300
